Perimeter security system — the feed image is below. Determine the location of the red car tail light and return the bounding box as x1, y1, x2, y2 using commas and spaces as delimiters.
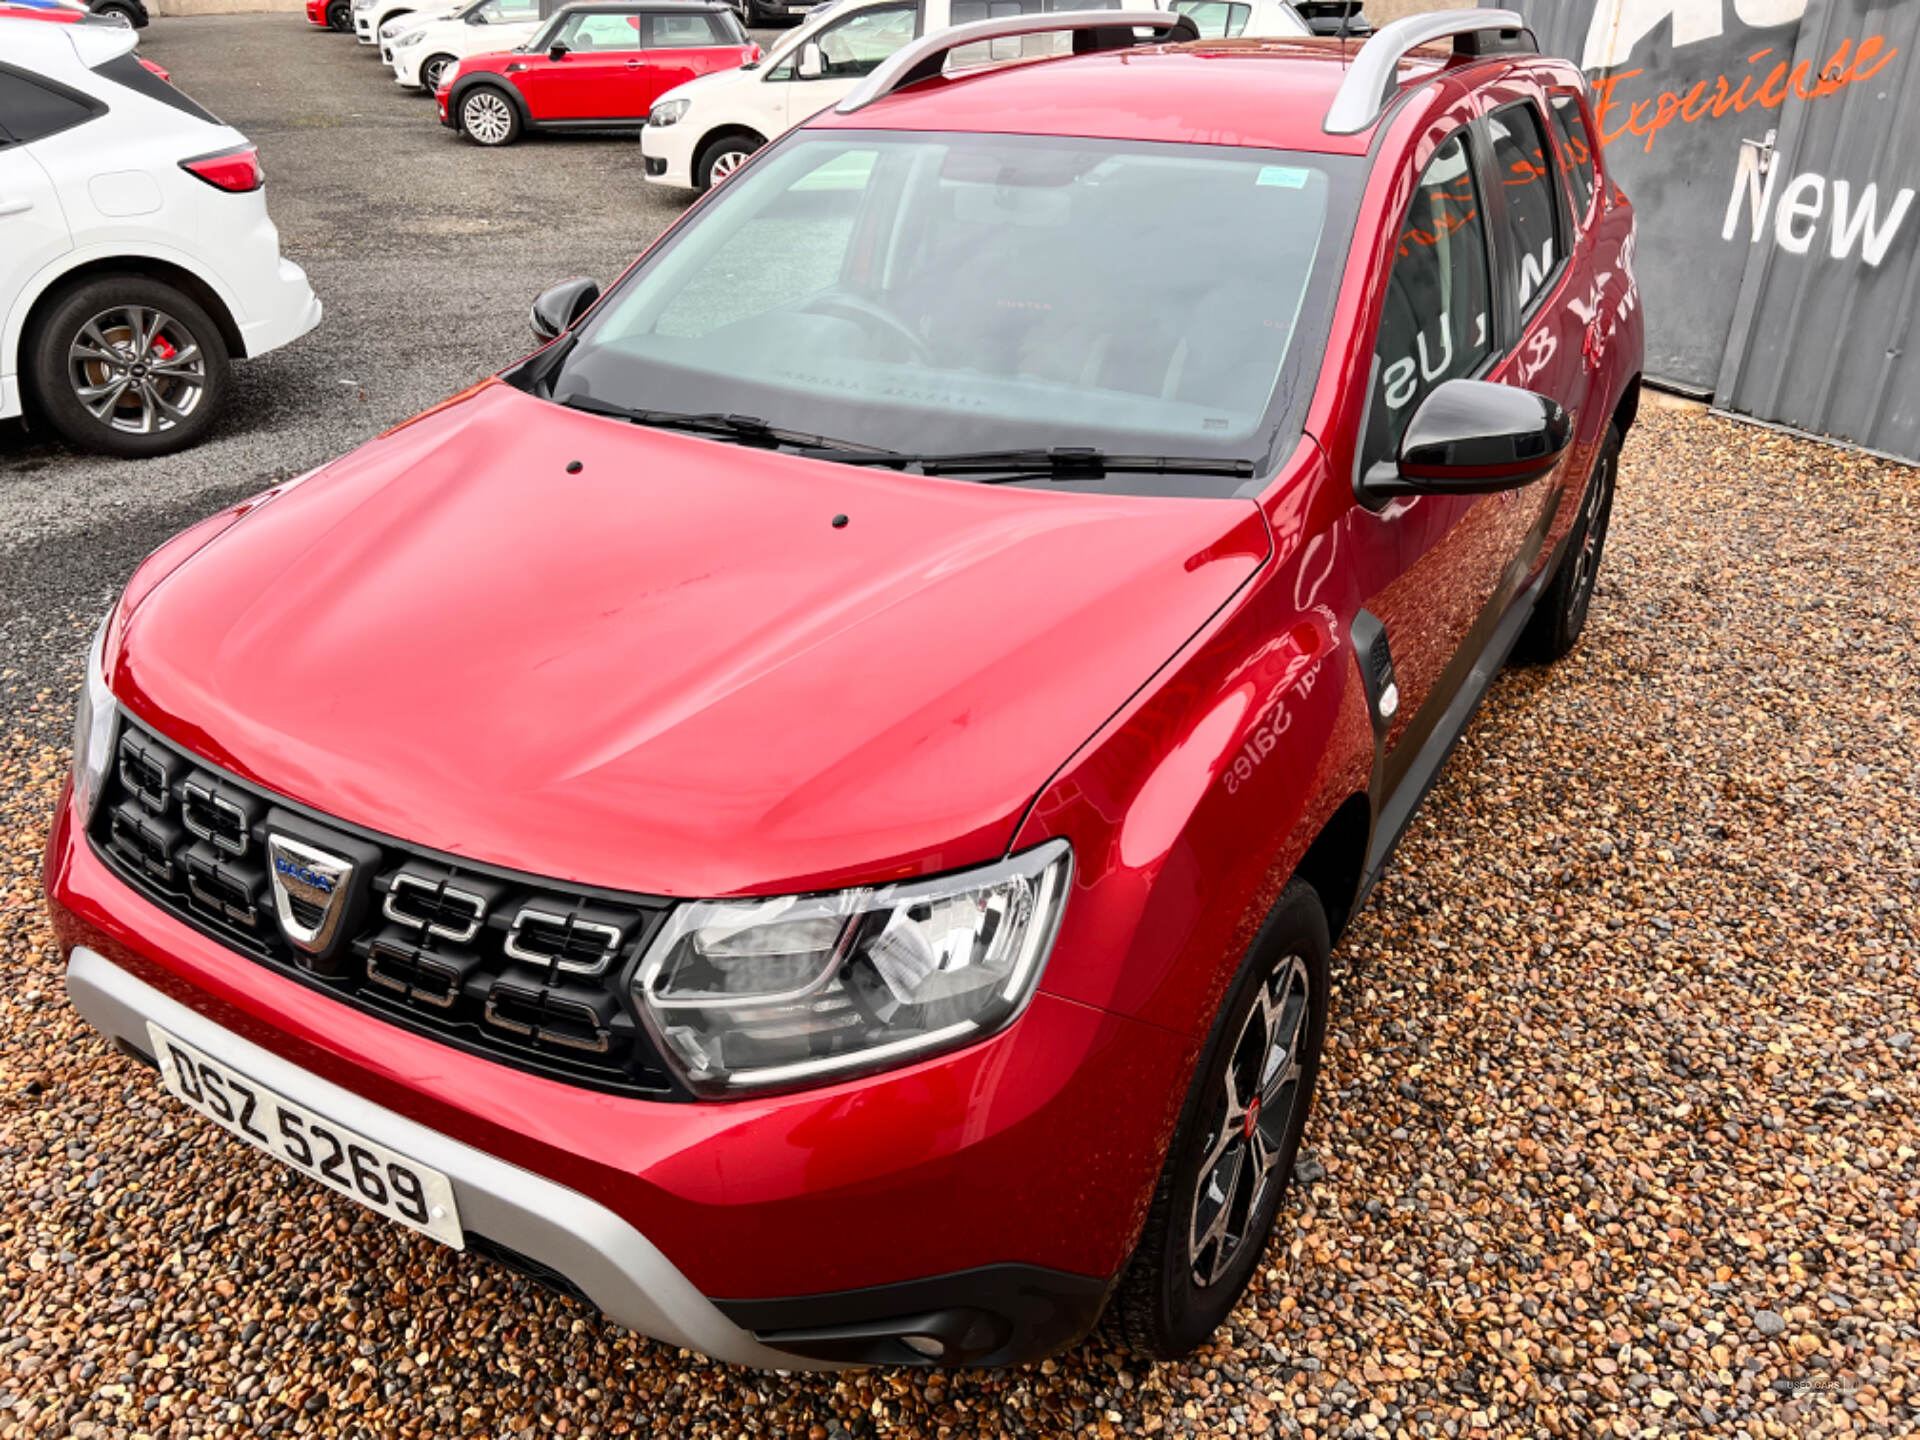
179, 145, 264, 193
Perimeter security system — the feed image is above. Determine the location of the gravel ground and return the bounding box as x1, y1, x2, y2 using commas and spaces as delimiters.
3, 405, 1916, 1438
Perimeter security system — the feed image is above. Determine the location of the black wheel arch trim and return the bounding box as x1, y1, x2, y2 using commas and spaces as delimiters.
450, 77, 532, 128
20, 258, 245, 371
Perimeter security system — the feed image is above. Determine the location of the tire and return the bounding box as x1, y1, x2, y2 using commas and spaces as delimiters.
419, 53, 456, 92
1108, 880, 1331, 1360
694, 131, 762, 190
458, 86, 521, 146
94, 3, 136, 27
1516, 422, 1621, 664
326, 0, 352, 30
25, 276, 232, 459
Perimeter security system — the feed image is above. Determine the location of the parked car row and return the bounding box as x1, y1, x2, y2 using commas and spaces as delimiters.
306, 0, 1357, 173
1, 13, 321, 456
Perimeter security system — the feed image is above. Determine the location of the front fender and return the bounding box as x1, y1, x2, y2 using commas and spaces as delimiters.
1018, 437, 1375, 1041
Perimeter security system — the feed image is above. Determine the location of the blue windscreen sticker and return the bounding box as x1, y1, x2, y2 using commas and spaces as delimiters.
1256, 166, 1311, 189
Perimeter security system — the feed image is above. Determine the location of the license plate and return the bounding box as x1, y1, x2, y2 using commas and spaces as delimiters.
147, 1024, 464, 1250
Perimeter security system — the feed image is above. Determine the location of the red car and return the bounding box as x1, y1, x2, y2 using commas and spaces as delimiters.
49, 8, 1640, 1367
437, 0, 756, 145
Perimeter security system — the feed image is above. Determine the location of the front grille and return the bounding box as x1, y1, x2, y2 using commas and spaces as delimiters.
91, 717, 681, 1098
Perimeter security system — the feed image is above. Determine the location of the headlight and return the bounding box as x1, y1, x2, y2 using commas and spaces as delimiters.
648, 98, 690, 127
633, 841, 1071, 1094
394, 26, 425, 44
70, 611, 118, 822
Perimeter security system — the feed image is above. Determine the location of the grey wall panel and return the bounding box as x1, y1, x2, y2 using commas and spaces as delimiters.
1513, 0, 1828, 391
1714, 0, 1920, 459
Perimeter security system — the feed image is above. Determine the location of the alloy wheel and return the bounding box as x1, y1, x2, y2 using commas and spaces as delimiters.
708, 148, 751, 184
463, 91, 513, 144
67, 306, 207, 436
1187, 952, 1312, 1288
421, 56, 451, 91
99, 7, 133, 26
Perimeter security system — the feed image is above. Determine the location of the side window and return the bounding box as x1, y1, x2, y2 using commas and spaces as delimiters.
556, 11, 646, 49
808, 4, 916, 78
479, 0, 542, 20
1169, 1, 1251, 36
1547, 93, 1596, 220
0, 68, 101, 146
1487, 103, 1563, 314
647, 10, 737, 46
1363, 132, 1493, 474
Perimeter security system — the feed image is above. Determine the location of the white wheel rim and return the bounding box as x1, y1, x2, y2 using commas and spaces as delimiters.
423, 57, 449, 88
103, 9, 132, 25
465, 92, 511, 143
710, 149, 748, 182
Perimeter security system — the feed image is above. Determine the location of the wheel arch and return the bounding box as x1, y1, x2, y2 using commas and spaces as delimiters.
1290, 791, 1372, 944
692, 124, 767, 188
449, 76, 531, 131
6, 248, 248, 392
1611, 371, 1641, 438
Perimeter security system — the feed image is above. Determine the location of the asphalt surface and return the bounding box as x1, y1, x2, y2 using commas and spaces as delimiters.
1, 13, 776, 745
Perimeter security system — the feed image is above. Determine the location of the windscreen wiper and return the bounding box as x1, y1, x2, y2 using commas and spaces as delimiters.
558, 394, 900, 456
796, 446, 1257, 481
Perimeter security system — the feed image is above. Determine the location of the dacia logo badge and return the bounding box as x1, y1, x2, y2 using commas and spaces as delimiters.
266, 835, 356, 953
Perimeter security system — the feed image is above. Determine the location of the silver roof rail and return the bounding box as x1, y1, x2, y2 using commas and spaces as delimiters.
1322, 8, 1532, 136
835, 9, 1198, 115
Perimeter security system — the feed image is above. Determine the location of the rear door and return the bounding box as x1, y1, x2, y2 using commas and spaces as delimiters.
1479, 93, 1599, 582
0, 68, 82, 369
638, 8, 749, 111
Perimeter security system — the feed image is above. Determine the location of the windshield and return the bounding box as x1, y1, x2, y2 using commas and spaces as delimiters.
542, 132, 1362, 490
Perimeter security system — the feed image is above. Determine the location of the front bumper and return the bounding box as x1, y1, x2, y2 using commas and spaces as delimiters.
67, 946, 802, 1368
354, 10, 376, 40
46, 781, 1186, 1366
639, 120, 696, 189
305, 0, 330, 25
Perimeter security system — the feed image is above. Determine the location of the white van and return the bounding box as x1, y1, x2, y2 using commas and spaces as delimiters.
640, 0, 1141, 191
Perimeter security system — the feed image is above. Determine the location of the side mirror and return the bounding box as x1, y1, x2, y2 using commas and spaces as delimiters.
1361, 378, 1571, 504
547, 39, 570, 59
795, 41, 824, 78
529, 276, 600, 343
465, 7, 485, 20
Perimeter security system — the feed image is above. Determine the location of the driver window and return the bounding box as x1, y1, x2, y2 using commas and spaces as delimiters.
1362, 131, 1493, 476
556, 10, 646, 49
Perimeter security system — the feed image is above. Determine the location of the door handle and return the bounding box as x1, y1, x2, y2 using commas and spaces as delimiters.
625, 58, 642, 66
0, 197, 32, 217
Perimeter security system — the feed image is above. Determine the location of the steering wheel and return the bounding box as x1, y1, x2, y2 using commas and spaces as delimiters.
801, 292, 933, 365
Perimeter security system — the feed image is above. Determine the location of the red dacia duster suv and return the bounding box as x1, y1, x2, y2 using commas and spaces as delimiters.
48, 8, 1642, 1368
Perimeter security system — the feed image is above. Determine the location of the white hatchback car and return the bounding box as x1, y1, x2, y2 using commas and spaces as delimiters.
355, 0, 449, 46
642, 0, 1150, 190
0, 18, 321, 455
388, 0, 557, 91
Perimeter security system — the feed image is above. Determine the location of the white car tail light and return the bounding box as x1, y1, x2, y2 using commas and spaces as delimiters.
179, 144, 264, 193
